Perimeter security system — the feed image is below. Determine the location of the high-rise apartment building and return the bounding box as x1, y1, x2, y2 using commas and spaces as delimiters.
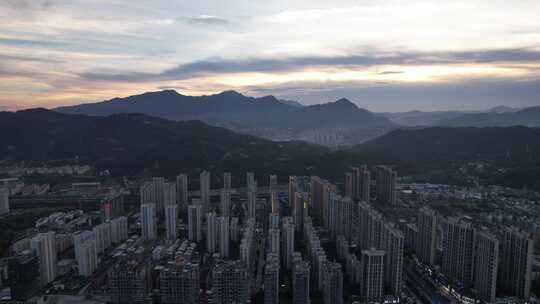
375, 166, 397, 205
200, 170, 211, 213
499, 226, 533, 300
268, 228, 280, 255
160, 262, 200, 304
310, 176, 323, 219
110, 261, 151, 304
221, 189, 231, 217
351, 165, 371, 202
218, 216, 230, 258
270, 190, 279, 214
282, 217, 295, 270
441, 217, 476, 288
360, 248, 385, 303
110, 216, 129, 244
293, 192, 306, 233
141, 203, 157, 241
176, 173, 189, 207
164, 182, 177, 206
269, 174, 278, 191
93, 222, 112, 253
474, 229, 499, 303
8, 252, 40, 301
344, 172, 353, 199
101, 193, 124, 221
321, 181, 336, 230
224, 172, 232, 190
357, 200, 383, 250
322, 262, 343, 304
247, 172, 256, 191
73, 230, 98, 277
230, 217, 239, 241
328, 195, 354, 242
247, 187, 257, 220
31, 231, 57, 286
264, 253, 280, 304
269, 213, 280, 229
188, 204, 203, 242
381, 223, 403, 297
288, 176, 297, 207
165, 204, 178, 241
0, 187, 9, 215
293, 258, 310, 304
356, 201, 404, 298
207, 211, 218, 254
416, 206, 437, 266
211, 260, 250, 304
140, 177, 165, 210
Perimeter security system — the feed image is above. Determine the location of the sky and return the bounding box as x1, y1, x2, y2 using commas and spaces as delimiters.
1, 0, 539, 112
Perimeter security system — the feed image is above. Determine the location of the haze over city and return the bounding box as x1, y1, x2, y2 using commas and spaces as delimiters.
1, 0, 540, 111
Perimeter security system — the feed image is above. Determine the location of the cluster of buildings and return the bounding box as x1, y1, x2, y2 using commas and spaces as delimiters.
1, 163, 538, 304
409, 206, 534, 303
3, 192, 129, 301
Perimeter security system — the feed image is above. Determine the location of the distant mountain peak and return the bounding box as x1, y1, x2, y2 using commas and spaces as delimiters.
142, 89, 180, 97
329, 98, 359, 110
487, 105, 517, 113
257, 95, 280, 103
215, 90, 245, 98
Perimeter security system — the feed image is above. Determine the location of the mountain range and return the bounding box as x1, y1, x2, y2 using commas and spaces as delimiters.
352, 126, 540, 163
380, 105, 539, 127
2, 108, 540, 189
352, 126, 540, 189
435, 106, 540, 127
55, 90, 395, 146
56, 90, 540, 146
0, 108, 356, 180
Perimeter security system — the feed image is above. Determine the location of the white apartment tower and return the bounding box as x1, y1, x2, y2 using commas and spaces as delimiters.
207, 211, 218, 253
360, 248, 385, 303
218, 216, 230, 258
31, 231, 57, 286
141, 203, 157, 241
416, 206, 437, 266
474, 229, 499, 303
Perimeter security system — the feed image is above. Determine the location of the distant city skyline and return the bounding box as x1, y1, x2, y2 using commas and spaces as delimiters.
1, 0, 539, 111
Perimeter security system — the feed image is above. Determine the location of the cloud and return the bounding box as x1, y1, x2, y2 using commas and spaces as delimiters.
0, 104, 18, 111
0, 37, 68, 48
0, 53, 61, 63
79, 48, 540, 82
378, 71, 404, 75
179, 15, 231, 26
156, 85, 190, 91
2, 0, 56, 10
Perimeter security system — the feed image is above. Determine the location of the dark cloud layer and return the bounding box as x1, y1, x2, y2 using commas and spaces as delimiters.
80, 48, 540, 82
378, 71, 404, 75
179, 15, 230, 26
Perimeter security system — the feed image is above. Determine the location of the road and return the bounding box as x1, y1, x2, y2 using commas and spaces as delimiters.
403, 259, 452, 304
